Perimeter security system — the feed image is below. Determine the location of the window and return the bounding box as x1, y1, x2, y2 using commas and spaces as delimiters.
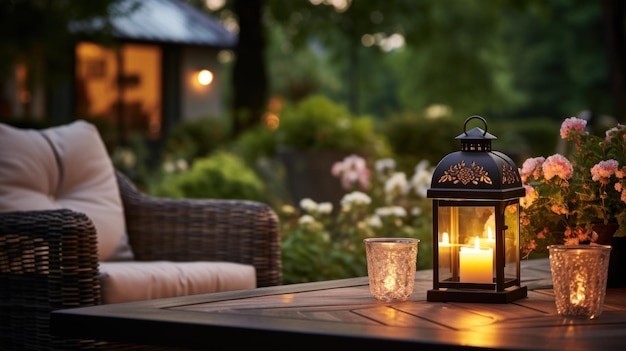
75, 42, 162, 142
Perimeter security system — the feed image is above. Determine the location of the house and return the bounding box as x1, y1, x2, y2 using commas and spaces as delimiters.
1, 0, 236, 145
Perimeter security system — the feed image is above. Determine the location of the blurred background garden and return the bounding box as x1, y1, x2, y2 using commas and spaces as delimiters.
1, 0, 624, 284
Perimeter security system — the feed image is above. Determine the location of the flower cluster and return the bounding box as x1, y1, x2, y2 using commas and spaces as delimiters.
331, 154, 371, 190
280, 154, 434, 284
520, 116, 626, 257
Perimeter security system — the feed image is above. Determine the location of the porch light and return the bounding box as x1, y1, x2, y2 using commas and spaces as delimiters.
426, 115, 527, 303
197, 69, 214, 86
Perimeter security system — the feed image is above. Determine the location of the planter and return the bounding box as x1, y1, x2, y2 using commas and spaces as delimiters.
277, 148, 349, 208
592, 223, 626, 288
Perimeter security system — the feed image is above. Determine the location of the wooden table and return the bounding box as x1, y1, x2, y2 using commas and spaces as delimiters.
52, 258, 626, 351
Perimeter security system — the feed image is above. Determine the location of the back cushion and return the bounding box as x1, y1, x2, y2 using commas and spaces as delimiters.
0, 121, 132, 261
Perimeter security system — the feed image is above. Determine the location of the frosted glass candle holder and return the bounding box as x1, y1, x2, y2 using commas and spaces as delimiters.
548, 245, 612, 319
364, 238, 419, 302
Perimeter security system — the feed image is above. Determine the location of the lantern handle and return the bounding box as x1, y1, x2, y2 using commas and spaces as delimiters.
464, 115, 488, 136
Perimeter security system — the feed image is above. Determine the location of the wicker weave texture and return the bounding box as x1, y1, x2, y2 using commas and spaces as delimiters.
116, 171, 282, 287
0, 209, 101, 350
1, 172, 282, 350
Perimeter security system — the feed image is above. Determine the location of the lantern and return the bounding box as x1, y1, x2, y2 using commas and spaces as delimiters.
426, 116, 527, 303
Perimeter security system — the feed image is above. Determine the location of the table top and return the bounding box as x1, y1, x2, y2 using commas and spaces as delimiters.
52, 258, 626, 351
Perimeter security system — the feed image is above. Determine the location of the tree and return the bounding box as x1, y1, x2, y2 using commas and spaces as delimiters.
232, 0, 268, 136
502, 0, 612, 122
204, 0, 624, 128
0, 0, 120, 97
601, 0, 626, 121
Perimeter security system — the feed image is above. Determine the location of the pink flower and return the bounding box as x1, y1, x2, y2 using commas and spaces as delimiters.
550, 204, 569, 215
331, 154, 371, 190
605, 124, 626, 141
560, 117, 587, 140
542, 154, 573, 180
564, 226, 593, 245
590, 159, 619, 184
520, 156, 545, 183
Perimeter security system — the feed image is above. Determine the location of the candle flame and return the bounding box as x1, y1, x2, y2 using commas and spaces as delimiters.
571, 275, 586, 305
384, 275, 397, 292
487, 226, 493, 240
474, 236, 480, 250
442, 232, 449, 244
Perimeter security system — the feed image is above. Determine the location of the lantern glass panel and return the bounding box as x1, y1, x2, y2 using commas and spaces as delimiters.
504, 203, 520, 281
437, 204, 496, 284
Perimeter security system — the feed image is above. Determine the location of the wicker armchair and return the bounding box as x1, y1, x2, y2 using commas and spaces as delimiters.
0, 171, 282, 351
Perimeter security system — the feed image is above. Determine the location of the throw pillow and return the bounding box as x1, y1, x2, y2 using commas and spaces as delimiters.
0, 120, 133, 261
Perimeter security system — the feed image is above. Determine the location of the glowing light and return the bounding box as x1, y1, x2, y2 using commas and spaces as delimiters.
383, 274, 397, 292
380, 33, 405, 52
459, 237, 493, 283
440, 232, 450, 246
217, 50, 234, 63
205, 0, 225, 11
570, 274, 586, 305
361, 34, 375, 47
197, 69, 214, 86
262, 112, 280, 130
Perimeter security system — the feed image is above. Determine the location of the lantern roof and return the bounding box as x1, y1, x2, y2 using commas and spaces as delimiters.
427, 116, 525, 200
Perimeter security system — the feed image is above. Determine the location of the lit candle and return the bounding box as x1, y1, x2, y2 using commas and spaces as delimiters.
384, 274, 398, 293
459, 236, 493, 283
571, 274, 586, 305
439, 232, 451, 269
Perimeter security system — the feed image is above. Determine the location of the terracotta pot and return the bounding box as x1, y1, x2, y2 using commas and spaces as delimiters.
592, 223, 626, 288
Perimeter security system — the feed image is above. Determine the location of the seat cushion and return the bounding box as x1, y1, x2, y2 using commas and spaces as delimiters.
98, 261, 256, 304
0, 120, 132, 261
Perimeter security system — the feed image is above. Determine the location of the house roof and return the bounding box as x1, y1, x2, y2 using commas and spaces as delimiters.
71, 0, 236, 48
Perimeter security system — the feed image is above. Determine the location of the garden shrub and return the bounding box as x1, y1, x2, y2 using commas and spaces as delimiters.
151, 150, 265, 201
381, 112, 459, 172
230, 124, 277, 165
277, 94, 390, 157
280, 154, 434, 284
489, 117, 561, 164
164, 115, 232, 161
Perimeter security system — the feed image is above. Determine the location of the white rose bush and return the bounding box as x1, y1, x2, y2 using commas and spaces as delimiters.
280, 154, 434, 284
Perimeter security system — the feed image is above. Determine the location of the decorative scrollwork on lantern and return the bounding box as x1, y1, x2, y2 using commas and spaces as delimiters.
501, 164, 520, 185
438, 160, 493, 186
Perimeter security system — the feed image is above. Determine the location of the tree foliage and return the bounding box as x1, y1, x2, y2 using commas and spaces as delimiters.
262, 0, 621, 122
0, 0, 121, 86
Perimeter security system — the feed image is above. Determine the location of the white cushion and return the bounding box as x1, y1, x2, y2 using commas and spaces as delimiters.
0, 120, 132, 261
98, 261, 256, 304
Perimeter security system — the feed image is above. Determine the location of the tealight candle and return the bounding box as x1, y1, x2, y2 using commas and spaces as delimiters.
571, 274, 586, 306
459, 236, 493, 283
364, 238, 419, 301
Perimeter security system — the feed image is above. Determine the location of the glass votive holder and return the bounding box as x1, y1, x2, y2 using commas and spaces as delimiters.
364, 238, 419, 302
548, 244, 612, 319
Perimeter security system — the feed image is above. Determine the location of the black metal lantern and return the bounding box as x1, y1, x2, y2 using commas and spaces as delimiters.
426, 116, 527, 303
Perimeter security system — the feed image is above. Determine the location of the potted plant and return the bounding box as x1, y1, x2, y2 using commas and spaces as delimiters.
275, 95, 390, 206
519, 116, 626, 286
